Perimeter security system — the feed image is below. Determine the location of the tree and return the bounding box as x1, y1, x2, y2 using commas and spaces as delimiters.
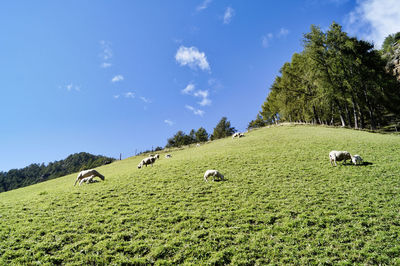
212, 117, 236, 140
247, 114, 267, 130
195, 127, 209, 142
0, 152, 115, 193
254, 22, 400, 131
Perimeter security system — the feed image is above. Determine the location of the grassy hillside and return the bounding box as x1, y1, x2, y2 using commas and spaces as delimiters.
1, 125, 400, 264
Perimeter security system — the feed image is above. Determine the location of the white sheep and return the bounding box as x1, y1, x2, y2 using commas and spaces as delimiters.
196, 143, 201, 147
329, 150, 352, 166
79, 175, 100, 186
351, 154, 363, 165
232, 132, 244, 139
165, 154, 172, 158
74, 169, 105, 186
204, 170, 224, 182
138, 156, 156, 169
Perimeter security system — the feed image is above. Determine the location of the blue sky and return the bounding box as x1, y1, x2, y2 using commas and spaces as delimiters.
1, 0, 399, 171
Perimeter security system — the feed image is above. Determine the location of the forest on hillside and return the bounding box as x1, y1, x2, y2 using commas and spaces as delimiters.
248, 23, 400, 131
0, 152, 115, 193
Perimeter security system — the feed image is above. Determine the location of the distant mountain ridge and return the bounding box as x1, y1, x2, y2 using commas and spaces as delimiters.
0, 152, 115, 193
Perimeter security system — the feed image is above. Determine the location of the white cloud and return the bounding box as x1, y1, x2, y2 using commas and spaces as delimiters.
197, 0, 212, 11
175, 46, 210, 71
113, 95, 120, 99
124, 92, 135, 98
164, 119, 174, 126
64, 83, 80, 92
208, 78, 223, 90
182, 83, 195, 94
278, 28, 289, 37
223, 7, 235, 24
345, 0, 400, 48
111, 75, 124, 83
140, 96, 151, 103
185, 105, 204, 116
194, 89, 212, 106
194, 90, 208, 99
262, 33, 273, 48
101, 62, 112, 68
99, 40, 113, 63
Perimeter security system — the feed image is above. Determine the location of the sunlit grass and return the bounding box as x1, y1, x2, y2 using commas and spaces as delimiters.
1, 125, 400, 264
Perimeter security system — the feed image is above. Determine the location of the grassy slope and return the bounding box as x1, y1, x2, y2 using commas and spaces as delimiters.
1, 125, 400, 264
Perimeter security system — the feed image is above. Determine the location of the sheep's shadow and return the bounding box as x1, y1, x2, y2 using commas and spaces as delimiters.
358, 161, 373, 166
212, 178, 226, 182
342, 161, 373, 166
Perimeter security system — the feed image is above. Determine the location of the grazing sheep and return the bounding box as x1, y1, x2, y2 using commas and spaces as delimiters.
79, 175, 100, 186
196, 143, 201, 147
74, 169, 105, 186
329, 150, 352, 166
351, 154, 363, 165
149, 154, 160, 159
232, 132, 244, 139
165, 154, 172, 158
138, 156, 156, 169
204, 170, 224, 182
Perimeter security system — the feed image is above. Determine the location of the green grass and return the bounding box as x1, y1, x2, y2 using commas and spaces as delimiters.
1, 125, 400, 264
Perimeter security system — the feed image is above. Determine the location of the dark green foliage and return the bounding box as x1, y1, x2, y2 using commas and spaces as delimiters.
154, 146, 163, 152
247, 114, 268, 130
212, 117, 236, 140
195, 127, 209, 142
256, 22, 400, 130
166, 128, 209, 148
0, 152, 115, 193
381, 32, 400, 56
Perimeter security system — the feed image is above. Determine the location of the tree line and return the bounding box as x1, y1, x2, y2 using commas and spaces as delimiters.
166, 117, 236, 148
0, 152, 115, 193
249, 23, 400, 131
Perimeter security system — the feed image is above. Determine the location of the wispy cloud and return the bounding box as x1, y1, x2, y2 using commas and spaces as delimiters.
62, 83, 81, 92
124, 92, 135, 98
194, 90, 211, 106
175, 46, 210, 71
262, 33, 273, 48
208, 78, 223, 91
345, 0, 400, 48
185, 105, 204, 116
182, 83, 195, 94
101, 62, 112, 68
164, 119, 174, 126
197, 0, 212, 11
223, 7, 235, 24
278, 27, 289, 37
261, 28, 290, 48
100, 40, 113, 60
140, 96, 151, 103
181, 83, 212, 106
113, 95, 120, 99
111, 75, 124, 83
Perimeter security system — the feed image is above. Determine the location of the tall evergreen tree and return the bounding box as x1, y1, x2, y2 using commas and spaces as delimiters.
256, 22, 400, 131
212, 117, 236, 140
195, 127, 209, 142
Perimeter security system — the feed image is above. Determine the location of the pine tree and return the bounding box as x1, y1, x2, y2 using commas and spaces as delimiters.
212, 117, 236, 140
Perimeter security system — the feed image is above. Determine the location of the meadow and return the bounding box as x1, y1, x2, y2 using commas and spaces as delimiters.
1, 125, 400, 264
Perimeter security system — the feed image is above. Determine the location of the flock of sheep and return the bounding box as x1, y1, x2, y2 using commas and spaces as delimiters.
73, 132, 365, 186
